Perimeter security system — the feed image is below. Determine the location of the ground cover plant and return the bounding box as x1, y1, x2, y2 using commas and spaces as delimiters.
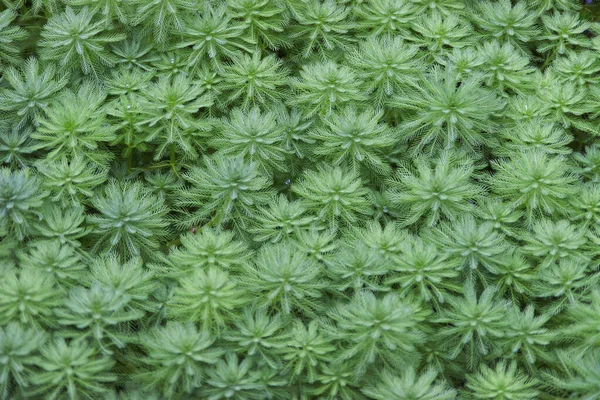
2, 0, 600, 398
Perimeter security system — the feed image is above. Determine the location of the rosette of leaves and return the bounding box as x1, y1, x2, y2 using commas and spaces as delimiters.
477, 41, 536, 94
535, 73, 590, 130
386, 151, 485, 227
497, 120, 572, 156
65, 0, 133, 26
105, 66, 155, 97
277, 319, 335, 384
411, 14, 474, 59
434, 285, 510, 370
54, 282, 144, 353
170, 267, 248, 329
390, 67, 504, 153
475, 198, 524, 238
522, 219, 589, 269
567, 184, 600, 227
169, 227, 251, 273
0, 267, 62, 327
0, 126, 36, 168
348, 36, 424, 107
17, 240, 85, 285
130, 0, 198, 44
0, 168, 48, 240
0, 58, 68, 129
36, 155, 109, 207
538, 12, 591, 56
488, 250, 537, 304
292, 165, 372, 231
220, 53, 289, 108
32, 82, 116, 166
197, 353, 265, 399
221, 308, 286, 369
243, 243, 326, 316
0, 10, 27, 68
551, 50, 600, 86
532, 260, 598, 315
362, 368, 457, 400
136, 322, 223, 397
176, 155, 275, 229
470, 0, 539, 47
488, 150, 578, 223
89, 254, 157, 313
210, 106, 288, 173
354, 0, 417, 36
308, 106, 395, 174
140, 75, 213, 163
176, 6, 253, 69
330, 291, 429, 376
292, 227, 339, 263
463, 361, 540, 400
501, 305, 556, 366
349, 220, 407, 260
38, 7, 126, 76
288, 0, 354, 58
0, 323, 46, 400
428, 216, 510, 283
385, 236, 461, 305
28, 339, 116, 400
289, 61, 366, 117
35, 205, 91, 247
227, 0, 290, 50
247, 194, 316, 243
87, 180, 170, 259
326, 241, 391, 293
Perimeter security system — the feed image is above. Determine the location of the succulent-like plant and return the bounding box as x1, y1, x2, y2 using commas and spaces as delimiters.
170, 267, 248, 329
28, 339, 116, 400
0, 58, 68, 129
243, 243, 326, 315
38, 7, 126, 76
362, 367, 457, 400
137, 322, 223, 397
309, 106, 395, 174
292, 165, 372, 230
386, 151, 484, 227
0, 10, 27, 68
488, 150, 578, 223
331, 291, 428, 376
176, 155, 274, 229
390, 67, 504, 152
170, 227, 251, 273
0, 323, 46, 400
0, 168, 48, 240
87, 180, 169, 259
435, 285, 509, 369
464, 361, 540, 400
210, 106, 288, 173
290, 61, 366, 117
32, 82, 116, 166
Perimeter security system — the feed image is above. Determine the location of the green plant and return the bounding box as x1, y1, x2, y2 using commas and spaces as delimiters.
0, 168, 48, 240
137, 322, 223, 397
464, 361, 540, 400
5, 1, 600, 397
87, 180, 169, 259
38, 7, 126, 76
362, 368, 457, 400
29, 339, 116, 400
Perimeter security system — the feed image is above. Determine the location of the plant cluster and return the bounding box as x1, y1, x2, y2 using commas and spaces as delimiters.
1, 0, 600, 399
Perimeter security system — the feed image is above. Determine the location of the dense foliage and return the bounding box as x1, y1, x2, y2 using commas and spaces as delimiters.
1, 0, 600, 398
